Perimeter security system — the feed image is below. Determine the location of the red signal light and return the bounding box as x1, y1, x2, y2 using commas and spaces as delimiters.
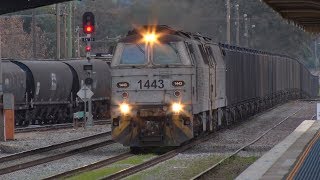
85, 45, 91, 52
84, 25, 94, 34
83, 12, 95, 34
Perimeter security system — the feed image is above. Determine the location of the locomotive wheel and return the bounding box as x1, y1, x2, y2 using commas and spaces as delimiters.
23, 120, 30, 127
212, 110, 218, 132
225, 109, 231, 127
193, 115, 202, 136
130, 147, 147, 154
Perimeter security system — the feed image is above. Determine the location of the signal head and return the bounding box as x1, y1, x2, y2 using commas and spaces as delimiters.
85, 45, 91, 52
82, 12, 95, 34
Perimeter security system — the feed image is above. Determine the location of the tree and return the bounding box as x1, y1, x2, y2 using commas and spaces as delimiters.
0, 16, 50, 59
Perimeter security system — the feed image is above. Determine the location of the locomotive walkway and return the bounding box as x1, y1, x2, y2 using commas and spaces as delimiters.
236, 120, 320, 180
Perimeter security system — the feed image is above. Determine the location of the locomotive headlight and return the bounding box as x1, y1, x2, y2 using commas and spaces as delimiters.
172, 103, 183, 113
144, 33, 157, 43
119, 103, 130, 114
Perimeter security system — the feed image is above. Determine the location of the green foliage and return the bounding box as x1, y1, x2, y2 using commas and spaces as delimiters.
68, 154, 155, 180
74, 0, 315, 67
5, 0, 317, 67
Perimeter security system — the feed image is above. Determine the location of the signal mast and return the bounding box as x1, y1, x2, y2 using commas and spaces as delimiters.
82, 12, 95, 127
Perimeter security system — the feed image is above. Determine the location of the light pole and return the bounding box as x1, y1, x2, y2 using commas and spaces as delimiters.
315, 38, 319, 70
235, 4, 240, 46
56, 3, 61, 60
244, 14, 249, 47
226, 0, 231, 44
32, 10, 37, 58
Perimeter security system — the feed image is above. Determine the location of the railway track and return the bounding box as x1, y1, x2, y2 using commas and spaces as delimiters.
44, 101, 315, 179
99, 134, 216, 180
190, 106, 306, 179
5, 101, 313, 179
15, 120, 110, 133
44, 152, 134, 179
0, 131, 113, 175
43, 133, 216, 179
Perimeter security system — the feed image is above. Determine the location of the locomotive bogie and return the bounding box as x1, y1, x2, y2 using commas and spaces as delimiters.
112, 107, 194, 147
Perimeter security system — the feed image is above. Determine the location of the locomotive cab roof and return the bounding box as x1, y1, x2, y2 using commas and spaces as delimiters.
122, 25, 212, 43
119, 34, 185, 44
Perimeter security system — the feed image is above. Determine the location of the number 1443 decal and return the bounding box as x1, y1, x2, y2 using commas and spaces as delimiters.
138, 80, 164, 89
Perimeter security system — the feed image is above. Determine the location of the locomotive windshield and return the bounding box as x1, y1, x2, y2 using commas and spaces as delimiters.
115, 41, 189, 66
120, 44, 146, 64
153, 43, 181, 64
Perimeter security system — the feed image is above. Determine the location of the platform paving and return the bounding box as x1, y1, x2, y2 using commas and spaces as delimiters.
236, 120, 320, 180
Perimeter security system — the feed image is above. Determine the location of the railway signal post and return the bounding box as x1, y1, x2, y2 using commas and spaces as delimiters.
82, 12, 95, 127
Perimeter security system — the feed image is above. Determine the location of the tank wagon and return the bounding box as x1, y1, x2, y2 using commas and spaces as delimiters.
110, 25, 319, 148
3, 59, 111, 126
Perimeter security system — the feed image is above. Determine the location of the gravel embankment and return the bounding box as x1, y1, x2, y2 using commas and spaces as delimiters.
0, 124, 111, 156
0, 123, 130, 179
129, 101, 317, 179
0, 143, 128, 180
0, 101, 316, 179
191, 101, 316, 154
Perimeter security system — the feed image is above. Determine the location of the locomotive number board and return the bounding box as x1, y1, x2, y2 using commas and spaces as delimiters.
137, 80, 186, 89
138, 80, 164, 89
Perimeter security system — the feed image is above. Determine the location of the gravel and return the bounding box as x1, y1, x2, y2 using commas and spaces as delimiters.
0, 124, 131, 180
0, 124, 111, 155
190, 101, 316, 154
128, 100, 317, 179
0, 101, 316, 179
0, 143, 128, 180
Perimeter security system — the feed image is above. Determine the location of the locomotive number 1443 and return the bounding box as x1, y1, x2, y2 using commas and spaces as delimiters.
138, 80, 164, 89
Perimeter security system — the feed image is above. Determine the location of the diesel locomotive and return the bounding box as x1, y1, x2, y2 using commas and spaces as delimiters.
111, 25, 319, 148
3, 59, 111, 126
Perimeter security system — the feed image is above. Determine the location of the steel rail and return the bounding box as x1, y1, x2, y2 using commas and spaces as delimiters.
15, 123, 74, 133
190, 106, 304, 179
15, 120, 111, 133
0, 139, 115, 175
0, 131, 111, 164
44, 152, 133, 180
102, 134, 214, 180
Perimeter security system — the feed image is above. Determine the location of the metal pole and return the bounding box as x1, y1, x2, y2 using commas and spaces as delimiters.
315, 38, 318, 69
76, 26, 80, 58
67, 1, 73, 58
32, 10, 37, 58
56, 4, 61, 60
84, 101, 87, 129
73, 3, 77, 58
226, 0, 231, 44
235, 4, 240, 46
63, 11, 67, 59
244, 14, 249, 47
86, 34, 93, 127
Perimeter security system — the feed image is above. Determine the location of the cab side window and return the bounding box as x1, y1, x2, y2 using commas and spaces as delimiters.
206, 46, 216, 66
186, 43, 196, 65
198, 45, 209, 65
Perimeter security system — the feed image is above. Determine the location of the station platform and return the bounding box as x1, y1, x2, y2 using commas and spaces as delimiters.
236, 120, 320, 180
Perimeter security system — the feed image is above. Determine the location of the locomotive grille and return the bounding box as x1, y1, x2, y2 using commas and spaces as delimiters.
139, 108, 166, 117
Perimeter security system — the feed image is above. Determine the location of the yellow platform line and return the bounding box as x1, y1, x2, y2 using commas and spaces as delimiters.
286, 130, 320, 180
